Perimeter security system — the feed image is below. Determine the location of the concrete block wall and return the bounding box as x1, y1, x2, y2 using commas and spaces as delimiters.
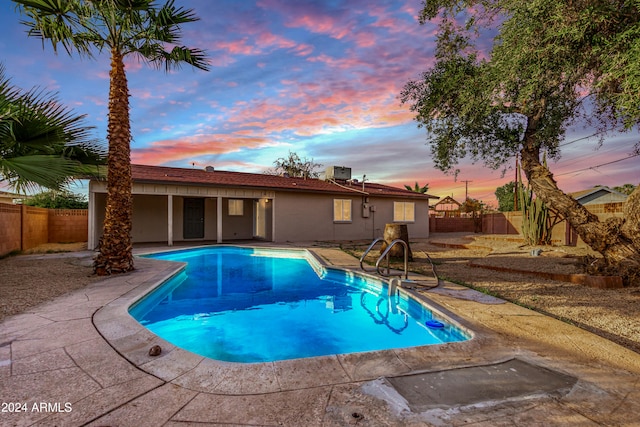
21, 206, 49, 250
0, 206, 88, 256
49, 209, 88, 243
0, 203, 21, 255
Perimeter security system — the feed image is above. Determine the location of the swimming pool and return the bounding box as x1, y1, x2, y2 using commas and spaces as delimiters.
130, 246, 470, 363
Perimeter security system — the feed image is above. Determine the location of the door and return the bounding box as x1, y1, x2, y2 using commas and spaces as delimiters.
183, 198, 204, 239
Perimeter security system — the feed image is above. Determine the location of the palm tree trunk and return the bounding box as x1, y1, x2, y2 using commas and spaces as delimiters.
94, 48, 134, 275
520, 116, 640, 285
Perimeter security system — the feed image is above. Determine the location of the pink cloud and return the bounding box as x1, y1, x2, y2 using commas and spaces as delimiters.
215, 38, 261, 55
131, 133, 272, 165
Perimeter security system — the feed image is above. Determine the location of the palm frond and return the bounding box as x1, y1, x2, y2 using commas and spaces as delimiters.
0, 155, 78, 192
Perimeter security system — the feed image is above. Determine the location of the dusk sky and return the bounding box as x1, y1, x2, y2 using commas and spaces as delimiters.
1, 0, 638, 206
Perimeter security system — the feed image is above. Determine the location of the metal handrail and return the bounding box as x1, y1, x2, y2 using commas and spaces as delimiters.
375, 239, 409, 279
359, 237, 385, 272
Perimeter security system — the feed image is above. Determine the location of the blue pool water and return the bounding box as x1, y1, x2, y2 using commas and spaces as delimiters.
130, 247, 470, 363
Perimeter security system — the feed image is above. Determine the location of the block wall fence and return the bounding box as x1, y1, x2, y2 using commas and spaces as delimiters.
0, 204, 88, 257
432, 202, 625, 246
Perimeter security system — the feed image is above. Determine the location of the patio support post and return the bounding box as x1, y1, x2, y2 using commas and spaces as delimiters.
167, 194, 173, 246
271, 197, 276, 242
217, 196, 223, 243
88, 188, 96, 250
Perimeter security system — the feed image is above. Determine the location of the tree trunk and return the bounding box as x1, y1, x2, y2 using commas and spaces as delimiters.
380, 223, 413, 261
520, 117, 640, 285
94, 48, 134, 275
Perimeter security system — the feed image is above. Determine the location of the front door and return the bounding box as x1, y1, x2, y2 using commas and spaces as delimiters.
183, 198, 204, 239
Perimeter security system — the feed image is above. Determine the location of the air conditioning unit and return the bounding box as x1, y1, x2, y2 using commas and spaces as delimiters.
325, 166, 352, 181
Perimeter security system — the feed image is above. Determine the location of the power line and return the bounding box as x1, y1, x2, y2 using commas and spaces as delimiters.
555, 153, 640, 177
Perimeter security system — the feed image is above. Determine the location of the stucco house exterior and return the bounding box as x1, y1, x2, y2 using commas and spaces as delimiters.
88, 164, 437, 249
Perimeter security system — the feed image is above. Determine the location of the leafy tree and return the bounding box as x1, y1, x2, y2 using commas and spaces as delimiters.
613, 184, 637, 196
269, 151, 322, 179
24, 190, 88, 209
495, 181, 522, 212
404, 182, 430, 194
402, 0, 640, 284
15, 0, 209, 275
0, 64, 104, 192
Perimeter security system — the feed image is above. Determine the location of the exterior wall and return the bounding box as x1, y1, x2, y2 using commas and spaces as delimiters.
92, 192, 107, 248
132, 195, 169, 242
88, 180, 429, 245
272, 192, 430, 242
0, 203, 21, 255
221, 198, 253, 240
48, 209, 88, 243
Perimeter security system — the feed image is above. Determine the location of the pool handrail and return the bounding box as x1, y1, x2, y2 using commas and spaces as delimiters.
359, 237, 385, 272
376, 239, 409, 279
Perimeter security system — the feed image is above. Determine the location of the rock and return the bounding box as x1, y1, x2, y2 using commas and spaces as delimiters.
149, 345, 162, 356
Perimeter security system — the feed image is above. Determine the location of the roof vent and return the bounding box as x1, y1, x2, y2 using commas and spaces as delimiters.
204, 166, 215, 172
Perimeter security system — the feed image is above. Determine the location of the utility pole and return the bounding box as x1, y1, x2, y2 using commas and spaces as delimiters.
461, 180, 472, 201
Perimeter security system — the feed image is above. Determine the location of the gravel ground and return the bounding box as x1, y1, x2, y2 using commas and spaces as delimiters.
2, 237, 639, 355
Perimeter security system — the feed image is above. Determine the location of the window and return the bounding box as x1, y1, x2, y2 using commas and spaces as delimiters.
228, 199, 244, 216
333, 199, 352, 222
394, 202, 415, 222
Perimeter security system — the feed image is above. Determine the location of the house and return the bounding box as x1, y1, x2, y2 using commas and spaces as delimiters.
0, 190, 25, 205
570, 186, 628, 205
88, 164, 438, 249
430, 196, 462, 217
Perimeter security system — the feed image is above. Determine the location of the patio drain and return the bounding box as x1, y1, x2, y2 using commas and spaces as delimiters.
383, 359, 577, 412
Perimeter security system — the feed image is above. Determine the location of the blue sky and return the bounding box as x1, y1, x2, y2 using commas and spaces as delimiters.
1, 0, 637, 205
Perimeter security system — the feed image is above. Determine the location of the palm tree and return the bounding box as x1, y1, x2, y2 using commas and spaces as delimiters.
14, 0, 210, 275
0, 63, 104, 192
404, 182, 429, 194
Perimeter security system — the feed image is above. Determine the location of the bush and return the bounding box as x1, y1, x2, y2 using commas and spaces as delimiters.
23, 190, 88, 209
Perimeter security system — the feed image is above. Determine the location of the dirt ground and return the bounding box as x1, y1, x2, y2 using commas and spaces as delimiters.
1, 237, 639, 355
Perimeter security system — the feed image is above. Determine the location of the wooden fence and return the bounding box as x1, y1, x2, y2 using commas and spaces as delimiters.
0, 204, 88, 256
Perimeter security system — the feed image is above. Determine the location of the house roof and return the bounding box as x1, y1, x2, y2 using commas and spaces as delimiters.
432, 196, 462, 208
130, 164, 437, 200
570, 186, 628, 202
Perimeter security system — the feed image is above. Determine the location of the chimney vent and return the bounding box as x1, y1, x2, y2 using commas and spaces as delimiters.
204, 166, 215, 172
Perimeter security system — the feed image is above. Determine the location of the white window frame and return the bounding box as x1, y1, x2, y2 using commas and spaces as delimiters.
393, 201, 415, 222
333, 199, 352, 222
228, 199, 244, 216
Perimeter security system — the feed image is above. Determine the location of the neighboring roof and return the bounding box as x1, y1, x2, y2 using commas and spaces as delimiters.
570, 186, 628, 205
432, 196, 462, 208
127, 164, 437, 200
0, 190, 24, 198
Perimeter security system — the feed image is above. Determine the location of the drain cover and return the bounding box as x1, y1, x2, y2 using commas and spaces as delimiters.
386, 359, 577, 411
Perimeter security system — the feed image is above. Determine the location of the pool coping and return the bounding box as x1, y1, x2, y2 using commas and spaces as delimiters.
93, 245, 495, 395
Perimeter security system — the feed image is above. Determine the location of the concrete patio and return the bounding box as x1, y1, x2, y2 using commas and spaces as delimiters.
1, 245, 639, 426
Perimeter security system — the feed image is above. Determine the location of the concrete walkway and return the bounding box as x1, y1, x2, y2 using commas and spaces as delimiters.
1, 244, 640, 426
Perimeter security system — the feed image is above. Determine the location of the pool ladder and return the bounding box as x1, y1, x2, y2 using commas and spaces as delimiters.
359, 237, 409, 279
